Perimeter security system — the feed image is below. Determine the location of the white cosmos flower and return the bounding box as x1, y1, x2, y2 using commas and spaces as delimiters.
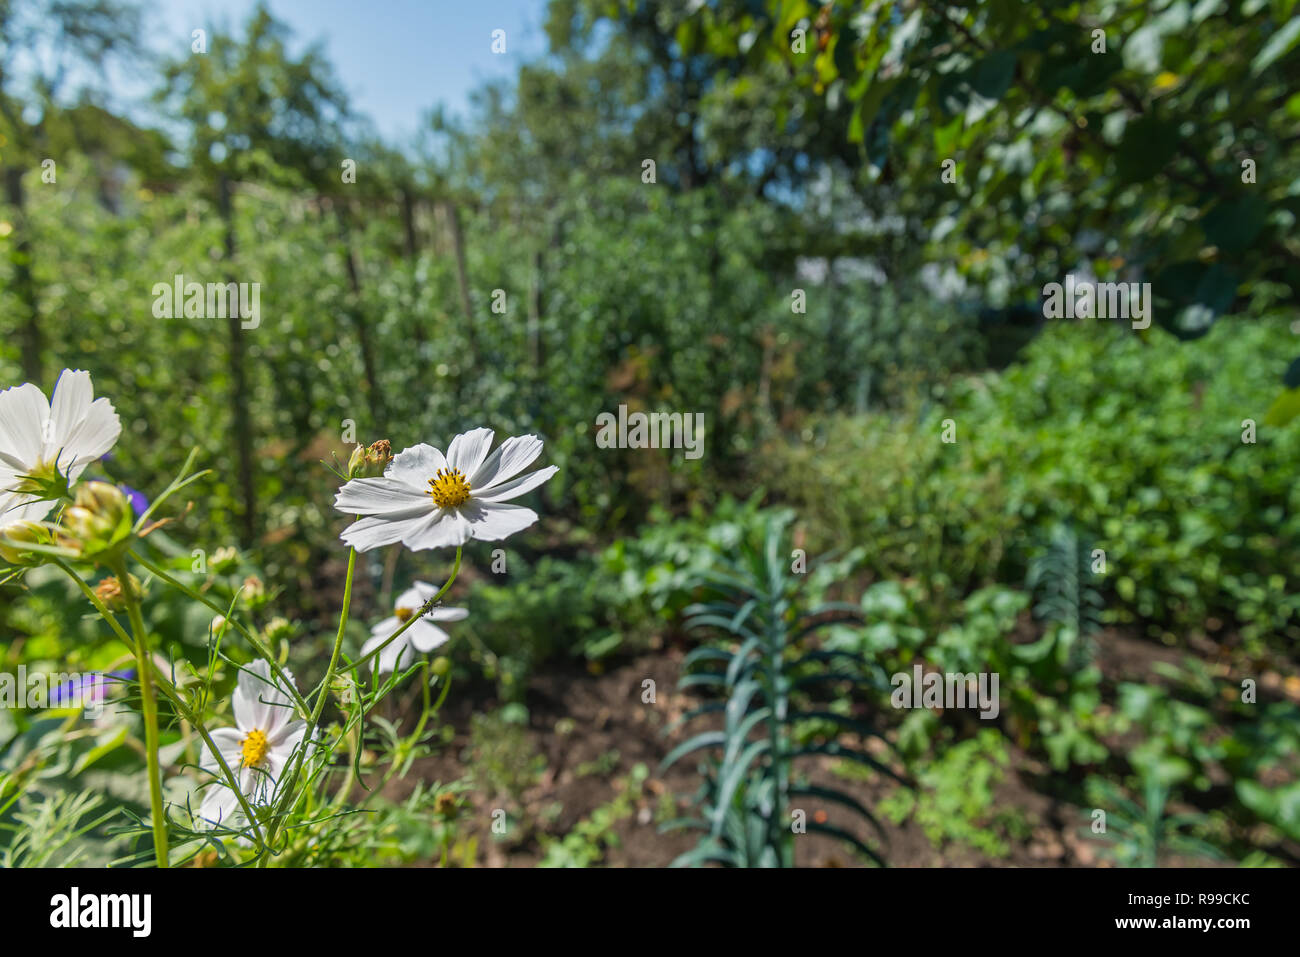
362, 581, 468, 675
334, 428, 558, 552
0, 369, 121, 526
197, 660, 307, 829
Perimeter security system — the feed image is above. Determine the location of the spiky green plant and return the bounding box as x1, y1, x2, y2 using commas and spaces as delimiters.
1026, 521, 1105, 668
1084, 773, 1225, 867
661, 514, 898, 867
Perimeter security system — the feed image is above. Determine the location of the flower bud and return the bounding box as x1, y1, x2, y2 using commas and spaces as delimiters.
431, 656, 452, 678
348, 439, 393, 479
60, 482, 134, 560
0, 520, 48, 566
240, 574, 267, 609
210, 546, 240, 573
264, 616, 295, 643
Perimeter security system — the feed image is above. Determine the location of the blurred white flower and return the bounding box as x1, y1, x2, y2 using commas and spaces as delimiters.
334, 428, 557, 552
362, 581, 467, 674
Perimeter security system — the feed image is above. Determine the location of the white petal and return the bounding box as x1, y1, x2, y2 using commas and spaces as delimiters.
340, 513, 427, 551
470, 434, 543, 488
44, 370, 93, 455
366, 631, 410, 676
57, 397, 121, 482
408, 619, 450, 653
426, 606, 468, 623
362, 628, 395, 657
242, 764, 278, 804
0, 490, 54, 527
396, 581, 437, 609
400, 508, 473, 551
267, 719, 305, 755
233, 660, 297, 733
0, 382, 49, 471
465, 500, 541, 541
370, 616, 401, 639
475, 465, 558, 502
200, 727, 245, 774
335, 476, 430, 516
386, 443, 448, 486
363, 629, 412, 674
446, 428, 495, 477
198, 784, 241, 828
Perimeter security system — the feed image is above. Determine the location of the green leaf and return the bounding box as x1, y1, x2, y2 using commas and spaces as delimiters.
972, 50, 1017, 100
1251, 16, 1300, 75
1201, 196, 1269, 254
805, 820, 885, 866
791, 784, 887, 838
660, 730, 726, 771
1264, 387, 1300, 426
1115, 114, 1179, 182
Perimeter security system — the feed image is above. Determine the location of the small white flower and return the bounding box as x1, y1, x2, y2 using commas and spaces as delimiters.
0, 369, 121, 526
334, 428, 558, 552
362, 582, 468, 674
197, 660, 307, 829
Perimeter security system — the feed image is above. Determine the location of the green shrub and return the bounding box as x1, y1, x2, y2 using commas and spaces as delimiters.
763, 317, 1300, 645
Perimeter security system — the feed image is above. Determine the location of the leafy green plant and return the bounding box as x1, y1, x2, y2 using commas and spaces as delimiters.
464, 708, 545, 811
879, 729, 1031, 859
537, 763, 648, 868
662, 513, 897, 867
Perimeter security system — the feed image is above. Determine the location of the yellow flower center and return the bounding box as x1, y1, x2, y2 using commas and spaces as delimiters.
395, 606, 414, 623
427, 467, 471, 508
240, 728, 270, 767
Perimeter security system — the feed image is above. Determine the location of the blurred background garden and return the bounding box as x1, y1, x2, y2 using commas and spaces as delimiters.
1, 0, 1299, 866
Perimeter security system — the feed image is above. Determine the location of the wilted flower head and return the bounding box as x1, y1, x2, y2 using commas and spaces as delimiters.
334, 429, 558, 552
94, 573, 143, 611
347, 439, 393, 479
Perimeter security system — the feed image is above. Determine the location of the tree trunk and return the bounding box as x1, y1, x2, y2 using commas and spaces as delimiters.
335, 200, 385, 433
5, 167, 43, 383
442, 198, 477, 361
218, 175, 256, 547
527, 246, 543, 373
399, 188, 428, 363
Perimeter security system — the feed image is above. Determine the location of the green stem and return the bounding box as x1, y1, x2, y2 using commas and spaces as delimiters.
393, 664, 451, 774
255, 545, 359, 864
345, 546, 462, 676
309, 546, 357, 729
112, 559, 169, 869
256, 546, 462, 865
54, 559, 266, 850
130, 549, 310, 717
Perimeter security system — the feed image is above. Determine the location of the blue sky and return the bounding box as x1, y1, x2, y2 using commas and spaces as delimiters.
139, 0, 549, 143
